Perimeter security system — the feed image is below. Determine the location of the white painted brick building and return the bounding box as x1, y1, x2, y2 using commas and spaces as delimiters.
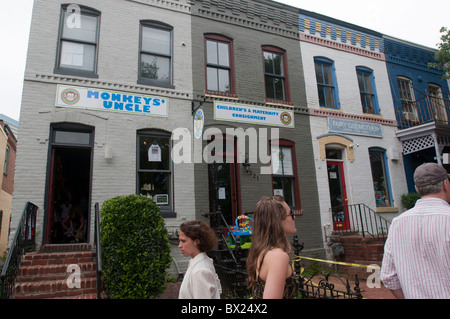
299, 11, 408, 248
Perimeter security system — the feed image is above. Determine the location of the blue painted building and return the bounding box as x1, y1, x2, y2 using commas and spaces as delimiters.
384, 36, 450, 192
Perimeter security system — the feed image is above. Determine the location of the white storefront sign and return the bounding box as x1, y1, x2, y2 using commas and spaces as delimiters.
214, 101, 294, 128
55, 85, 169, 117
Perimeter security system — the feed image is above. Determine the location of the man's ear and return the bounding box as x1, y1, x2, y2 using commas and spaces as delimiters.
443, 179, 450, 192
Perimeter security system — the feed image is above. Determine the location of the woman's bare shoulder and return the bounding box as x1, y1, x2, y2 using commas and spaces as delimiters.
265, 248, 289, 261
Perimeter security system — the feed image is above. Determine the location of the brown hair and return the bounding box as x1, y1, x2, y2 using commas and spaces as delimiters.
246, 196, 292, 289
180, 220, 218, 252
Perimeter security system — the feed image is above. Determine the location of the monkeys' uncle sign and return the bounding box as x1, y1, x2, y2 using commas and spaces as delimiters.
55, 85, 169, 117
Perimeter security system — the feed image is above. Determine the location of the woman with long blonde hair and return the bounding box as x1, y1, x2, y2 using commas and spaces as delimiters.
246, 196, 299, 299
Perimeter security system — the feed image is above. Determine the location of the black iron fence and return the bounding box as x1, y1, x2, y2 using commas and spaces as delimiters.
292, 236, 362, 299
207, 208, 363, 299
1, 202, 38, 299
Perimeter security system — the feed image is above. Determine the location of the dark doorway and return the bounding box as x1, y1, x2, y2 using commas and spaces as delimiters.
45, 124, 93, 244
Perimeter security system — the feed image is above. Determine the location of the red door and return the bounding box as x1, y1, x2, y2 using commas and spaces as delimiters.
45, 148, 57, 244
327, 161, 350, 231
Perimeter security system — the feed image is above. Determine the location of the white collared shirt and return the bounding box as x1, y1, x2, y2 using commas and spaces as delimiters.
381, 198, 450, 298
179, 252, 222, 299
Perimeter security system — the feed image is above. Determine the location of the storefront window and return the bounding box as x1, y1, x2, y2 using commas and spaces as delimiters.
369, 148, 392, 207
271, 142, 299, 208
137, 131, 172, 212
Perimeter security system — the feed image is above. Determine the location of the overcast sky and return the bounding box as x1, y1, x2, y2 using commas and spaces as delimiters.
1, 0, 448, 121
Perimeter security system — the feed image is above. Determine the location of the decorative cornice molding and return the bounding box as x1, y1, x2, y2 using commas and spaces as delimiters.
26, 73, 192, 100
192, 0, 299, 39
126, 0, 192, 13
300, 33, 386, 61
310, 108, 397, 127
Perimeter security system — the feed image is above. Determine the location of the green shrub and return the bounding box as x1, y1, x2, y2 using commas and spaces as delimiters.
401, 193, 421, 210
100, 195, 171, 299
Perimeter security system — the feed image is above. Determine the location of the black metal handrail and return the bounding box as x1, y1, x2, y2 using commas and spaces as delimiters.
1, 202, 38, 299
335, 203, 390, 242
94, 202, 103, 299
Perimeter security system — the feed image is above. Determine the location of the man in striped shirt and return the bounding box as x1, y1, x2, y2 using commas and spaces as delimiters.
381, 163, 450, 298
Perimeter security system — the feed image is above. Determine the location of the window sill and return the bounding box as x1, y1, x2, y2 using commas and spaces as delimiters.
161, 211, 177, 218
363, 113, 383, 119
205, 91, 239, 99
265, 99, 294, 108
54, 68, 99, 79
137, 78, 175, 89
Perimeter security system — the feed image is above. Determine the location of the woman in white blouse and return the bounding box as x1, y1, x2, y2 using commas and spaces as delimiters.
178, 221, 222, 299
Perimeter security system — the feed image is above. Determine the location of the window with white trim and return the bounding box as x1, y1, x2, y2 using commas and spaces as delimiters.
314, 57, 339, 109
357, 67, 379, 115
205, 34, 233, 94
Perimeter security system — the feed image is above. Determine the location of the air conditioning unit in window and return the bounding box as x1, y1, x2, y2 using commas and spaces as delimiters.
403, 112, 418, 122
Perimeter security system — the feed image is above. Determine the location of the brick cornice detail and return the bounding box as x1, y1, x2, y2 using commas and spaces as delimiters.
311, 108, 397, 127
300, 33, 386, 61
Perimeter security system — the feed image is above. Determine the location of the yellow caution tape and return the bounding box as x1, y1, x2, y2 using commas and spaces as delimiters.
294, 256, 381, 270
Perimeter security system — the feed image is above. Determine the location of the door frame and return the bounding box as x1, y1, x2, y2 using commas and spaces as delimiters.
207, 134, 241, 228
327, 160, 350, 231
43, 123, 94, 245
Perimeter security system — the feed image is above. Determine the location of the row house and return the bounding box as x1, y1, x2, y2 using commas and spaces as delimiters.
12, 0, 326, 275
298, 10, 409, 240
383, 36, 450, 192
0, 121, 17, 255
12, 0, 195, 273
189, 0, 324, 260
11, 0, 448, 276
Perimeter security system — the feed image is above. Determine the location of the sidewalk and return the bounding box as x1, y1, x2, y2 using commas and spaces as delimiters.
357, 280, 395, 299
316, 274, 396, 299
158, 277, 397, 299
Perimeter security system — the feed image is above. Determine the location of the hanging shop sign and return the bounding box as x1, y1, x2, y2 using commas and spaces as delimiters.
328, 118, 382, 138
214, 101, 294, 128
194, 109, 204, 139
55, 85, 169, 117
